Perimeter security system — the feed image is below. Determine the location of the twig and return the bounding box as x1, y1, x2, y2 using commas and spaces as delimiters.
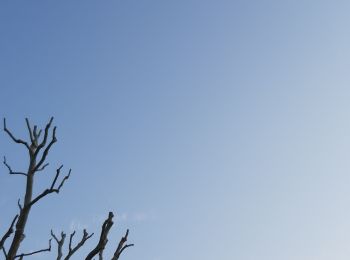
25, 118, 34, 144
36, 163, 49, 172
3, 156, 27, 176
15, 239, 51, 258
17, 199, 22, 212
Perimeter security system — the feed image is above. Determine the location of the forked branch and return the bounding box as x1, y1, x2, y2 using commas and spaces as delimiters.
34, 125, 57, 171
51, 230, 66, 260
30, 166, 71, 206
63, 229, 93, 260
111, 229, 134, 260
0, 215, 18, 250
33, 117, 54, 157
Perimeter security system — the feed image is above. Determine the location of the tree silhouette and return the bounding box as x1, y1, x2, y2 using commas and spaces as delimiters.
0, 118, 133, 260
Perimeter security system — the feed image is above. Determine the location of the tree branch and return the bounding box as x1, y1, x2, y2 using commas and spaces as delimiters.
85, 212, 114, 260
25, 118, 34, 145
64, 229, 93, 260
3, 119, 30, 150
15, 239, 51, 258
0, 215, 18, 250
51, 230, 66, 260
3, 157, 27, 177
2, 246, 8, 259
111, 229, 134, 260
68, 231, 75, 252
34, 126, 57, 171
32, 124, 42, 146
36, 163, 49, 172
17, 199, 23, 212
30, 167, 71, 207
33, 117, 54, 157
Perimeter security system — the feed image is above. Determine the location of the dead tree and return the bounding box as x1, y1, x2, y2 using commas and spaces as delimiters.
0, 118, 133, 260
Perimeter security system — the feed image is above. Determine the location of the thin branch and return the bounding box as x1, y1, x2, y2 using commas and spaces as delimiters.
111, 229, 134, 260
51, 230, 66, 260
0, 215, 18, 250
64, 229, 93, 260
36, 163, 49, 172
15, 239, 51, 258
33, 125, 38, 138
118, 242, 134, 256
50, 165, 63, 189
33, 125, 42, 144
25, 118, 34, 144
30, 167, 71, 206
3, 118, 30, 150
34, 117, 54, 157
85, 212, 114, 260
35, 126, 57, 171
68, 231, 75, 252
56, 169, 70, 191
17, 199, 22, 212
3, 156, 27, 176
50, 231, 60, 244
2, 246, 7, 259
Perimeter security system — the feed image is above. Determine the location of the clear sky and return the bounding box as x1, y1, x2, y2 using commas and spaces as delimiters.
1, 1, 350, 259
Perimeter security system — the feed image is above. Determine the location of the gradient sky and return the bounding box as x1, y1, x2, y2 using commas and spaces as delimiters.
1, 1, 350, 260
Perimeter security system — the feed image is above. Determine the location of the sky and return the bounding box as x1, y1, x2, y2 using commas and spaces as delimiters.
1, 0, 350, 259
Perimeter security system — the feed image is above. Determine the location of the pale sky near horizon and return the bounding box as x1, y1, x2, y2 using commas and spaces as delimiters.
1, 1, 350, 259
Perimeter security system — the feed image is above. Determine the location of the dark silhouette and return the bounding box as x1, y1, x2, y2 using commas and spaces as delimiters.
0, 118, 133, 260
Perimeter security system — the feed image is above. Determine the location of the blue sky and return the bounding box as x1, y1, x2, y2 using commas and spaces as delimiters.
1, 1, 350, 259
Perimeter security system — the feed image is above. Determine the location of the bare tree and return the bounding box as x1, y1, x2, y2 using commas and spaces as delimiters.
0, 118, 133, 260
